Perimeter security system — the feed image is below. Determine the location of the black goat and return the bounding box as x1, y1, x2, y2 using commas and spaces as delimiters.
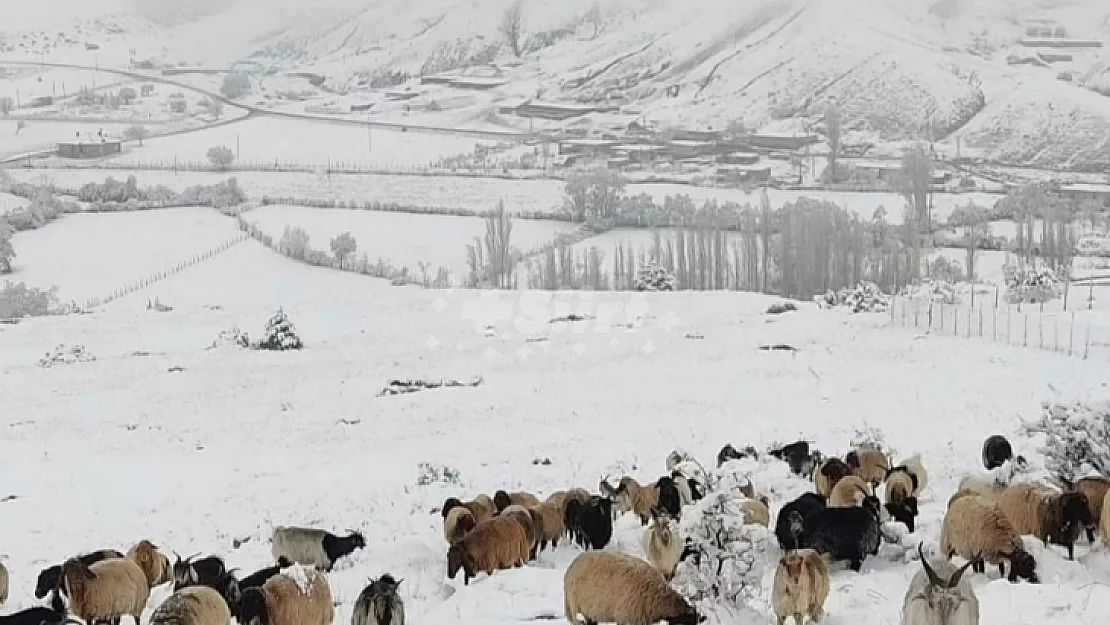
981, 435, 1013, 470
769, 440, 820, 477
655, 476, 682, 518
566, 495, 613, 550
172, 553, 228, 591
716, 444, 759, 467
35, 549, 124, 599
0, 607, 65, 625
774, 492, 827, 550
237, 556, 293, 590
799, 488, 882, 571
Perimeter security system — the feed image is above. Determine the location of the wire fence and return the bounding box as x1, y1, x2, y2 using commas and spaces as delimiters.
889, 295, 1110, 361
84, 233, 250, 309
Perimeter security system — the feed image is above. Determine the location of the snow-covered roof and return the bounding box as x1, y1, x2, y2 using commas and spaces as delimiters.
1060, 182, 1110, 193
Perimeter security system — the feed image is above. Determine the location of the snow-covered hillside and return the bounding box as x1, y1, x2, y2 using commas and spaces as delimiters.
2, 240, 1110, 625
5, 0, 1110, 167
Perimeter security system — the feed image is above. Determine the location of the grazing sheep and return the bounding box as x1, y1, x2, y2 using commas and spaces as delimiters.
126, 540, 172, 588
654, 476, 682, 517
271, 527, 365, 572
446, 516, 530, 585
775, 493, 828, 550
981, 435, 1012, 470
149, 585, 231, 625
769, 441, 815, 477
239, 558, 294, 591
899, 455, 929, 496
742, 497, 771, 527
238, 565, 334, 625
442, 495, 496, 524
643, 509, 684, 580
1101, 490, 1110, 544
846, 449, 889, 486
1059, 476, 1110, 543
617, 477, 660, 525
352, 574, 403, 625
884, 469, 919, 532
563, 551, 701, 625
0, 560, 7, 607
0, 607, 65, 625
36, 549, 125, 600
799, 486, 882, 571
565, 495, 613, 550
814, 457, 854, 498
443, 506, 477, 545
493, 490, 540, 512
830, 475, 870, 508
172, 554, 228, 591
501, 504, 540, 559
530, 501, 565, 551
996, 482, 1092, 560
941, 494, 1038, 583
61, 556, 150, 625
717, 444, 745, 467
771, 549, 829, 625
902, 543, 979, 625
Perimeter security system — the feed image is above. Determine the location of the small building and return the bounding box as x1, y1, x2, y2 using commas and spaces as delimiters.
513, 100, 614, 120
744, 134, 820, 150
29, 96, 53, 108
716, 164, 772, 184
350, 102, 374, 112
557, 138, 618, 156
612, 144, 664, 164
718, 151, 760, 165
664, 140, 715, 159
1058, 182, 1110, 207
57, 141, 122, 158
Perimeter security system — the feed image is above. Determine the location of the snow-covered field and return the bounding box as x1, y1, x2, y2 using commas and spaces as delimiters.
2, 240, 1110, 625
3, 167, 1005, 224
0, 190, 27, 214
94, 117, 497, 170
6, 207, 240, 302
0, 119, 142, 159
247, 204, 577, 282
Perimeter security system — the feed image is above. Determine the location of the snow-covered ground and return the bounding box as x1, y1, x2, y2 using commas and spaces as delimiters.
246, 203, 578, 282
0, 190, 27, 214
2, 240, 1110, 625
3, 167, 1005, 224
91, 117, 497, 170
6, 207, 240, 302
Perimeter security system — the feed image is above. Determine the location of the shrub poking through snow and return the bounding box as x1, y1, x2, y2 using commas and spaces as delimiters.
38, 344, 96, 367
1003, 261, 1061, 304
254, 308, 303, 351
813, 281, 889, 313
1024, 400, 1110, 480
377, 377, 483, 397
634, 261, 676, 291
209, 326, 251, 350
672, 490, 772, 617
416, 463, 462, 486
900, 278, 959, 305
765, 302, 798, 314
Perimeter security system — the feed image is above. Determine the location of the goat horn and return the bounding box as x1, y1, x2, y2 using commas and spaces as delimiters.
948, 554, 977, 588
917, 543, 943, 588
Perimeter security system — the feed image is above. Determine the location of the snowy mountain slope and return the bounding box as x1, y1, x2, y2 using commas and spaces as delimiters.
3, 241, 1110, 625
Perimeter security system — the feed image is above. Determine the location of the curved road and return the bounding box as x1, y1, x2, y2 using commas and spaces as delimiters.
0, 59, 528, 140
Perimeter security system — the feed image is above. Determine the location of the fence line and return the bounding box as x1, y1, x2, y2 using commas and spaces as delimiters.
888, 295, 1108, 361
84, 233, 250, 309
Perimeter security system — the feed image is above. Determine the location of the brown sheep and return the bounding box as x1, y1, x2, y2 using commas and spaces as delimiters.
1061, 476, 1110, 543
0, 560, 7, 607
1101, 490, 1110, 545
447, 515, 530, 585
442, 495, 496, 524
493, 490, 540, 512
501, 504, 541, 559
444, 506, 477, 545
563, 551, 700, 625
941, 494, 1038, 583
741, 497, 771, 527
617, 477, 660, 525
814, 458, 854, 498
772, 549, 829, 625
830, 475, 869, 508
899, 454, 928, 496
62, 556, 151, 625
846, 449, 889, 486
238, 565, 334, 625
883, 470, 919, 532
642, 509, 683, 580
126, 539, 172, 588
149, 585, 231, 625
996, 482, 1093, 560
530, 501, 565, 552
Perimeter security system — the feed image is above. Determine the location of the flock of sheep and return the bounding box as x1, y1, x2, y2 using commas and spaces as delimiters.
2, 433, 1109, 625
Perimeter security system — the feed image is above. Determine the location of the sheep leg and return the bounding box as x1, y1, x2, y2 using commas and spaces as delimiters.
1067, 542, 1075, 561
776, 617, 787, 625
849, 558, 862, 572
1087, 527, 1096, 543
793, 613, 806, 625
812, 605, 825, 621
973, 559, 984, 574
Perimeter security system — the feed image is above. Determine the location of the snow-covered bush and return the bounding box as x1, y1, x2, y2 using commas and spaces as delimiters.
634, 261, 676, 291
209, 326, 251, 350
850, 425, 892, 456
0, 281, 69, 319
416, 462, 462, 486
253, 308, 303, 351
900, 278, 959, 305
1023, 399, 1110, 480
38, 344, 96, 367
1003, 261, 1061, 304
813, 281, 889, 313
672, 491, 771, 621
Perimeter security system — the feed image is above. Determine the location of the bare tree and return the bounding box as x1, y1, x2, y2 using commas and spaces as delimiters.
124, 124, 150, 146
330, 231, 358, 267
118, 87, 137, 105
0, 97, 13, 115
483, 201, 515, 288
901, 143, 933, 279
0, 219, 15, 274
221, 72, 252, 99
950, 202, 989, 281
824, 102, 842, 183
564, 166, 626, 222
206, 145, 235, 170
584, 3, 602, 38
501, 0, 524, 57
